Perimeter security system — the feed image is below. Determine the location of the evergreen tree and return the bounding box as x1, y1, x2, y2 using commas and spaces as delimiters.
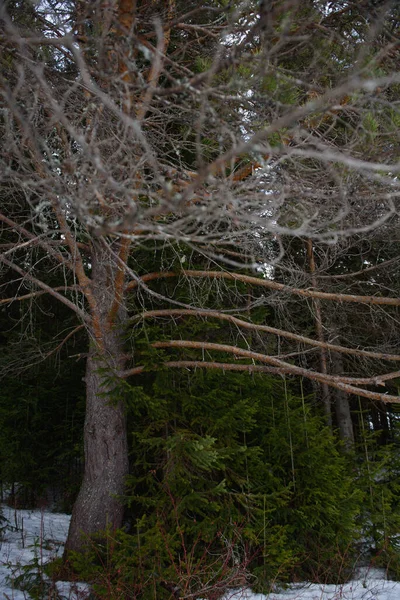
1, 0, 399, 564
71, 369, 363, 597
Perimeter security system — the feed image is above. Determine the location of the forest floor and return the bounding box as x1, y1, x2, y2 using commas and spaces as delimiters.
0, 504, 399, 600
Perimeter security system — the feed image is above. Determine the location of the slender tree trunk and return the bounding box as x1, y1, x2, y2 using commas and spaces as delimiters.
331, 350, 354, 449
306, 240, 332, 426
379, 404, 390, 444
64, 243, 129, 555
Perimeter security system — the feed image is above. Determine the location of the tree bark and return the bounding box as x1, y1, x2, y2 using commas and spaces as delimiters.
335, 388, 354, 449
306, 239, 332, 426
331, 351, 355, 449
64, 242, 129, 555
379, 404, 390, 444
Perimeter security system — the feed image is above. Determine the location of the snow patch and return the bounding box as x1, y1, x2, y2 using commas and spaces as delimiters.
1, 505, 400, 600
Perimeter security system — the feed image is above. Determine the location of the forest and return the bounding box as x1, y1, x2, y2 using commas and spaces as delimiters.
1, 0, 400, 598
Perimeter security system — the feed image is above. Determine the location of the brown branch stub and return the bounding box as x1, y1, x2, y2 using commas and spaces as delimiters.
107, 237, 131, 329
135, 0, 175, 121
118, 0, 136, 35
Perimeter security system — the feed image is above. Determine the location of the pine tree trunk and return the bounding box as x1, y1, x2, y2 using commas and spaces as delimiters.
331, 351, 354, 449
64, 243, 129, 555
64, 350, 128, 554
379, 404, 390, 444
306, 240, 332, 426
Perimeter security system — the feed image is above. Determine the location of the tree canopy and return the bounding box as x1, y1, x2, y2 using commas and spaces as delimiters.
1, 0, 400, 591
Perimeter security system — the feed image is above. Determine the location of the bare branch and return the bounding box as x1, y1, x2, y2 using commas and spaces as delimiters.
126, 270, 400, 307
43, 325, 85, 360
151, 340, 400, 404
0, 285, 80, 306
0, 213, 73, 269
318, 256, 400, 280
132, 309, 400, 362
122, 361, 283, 378
0, 256, 87, 321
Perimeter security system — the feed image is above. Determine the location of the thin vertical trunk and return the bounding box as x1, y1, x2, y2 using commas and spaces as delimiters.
379, 404, 390, 444
64, 242, 129, 555
306, 239, 332, 426
331, 350, 354, 449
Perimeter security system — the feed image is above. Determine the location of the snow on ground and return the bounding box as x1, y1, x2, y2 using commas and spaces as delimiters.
1, 504, 400, 599
0, 505, 89, 599
226, 572, 400, 600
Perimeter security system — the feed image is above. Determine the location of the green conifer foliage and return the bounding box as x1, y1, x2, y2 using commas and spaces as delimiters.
355, 411, 400, 580
71, 369, 362, 597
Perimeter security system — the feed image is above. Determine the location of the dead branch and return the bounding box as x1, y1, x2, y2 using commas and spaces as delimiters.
151, 340, 400, 404
132, 309, 400, 362
126, 270, 400, 306
0, 256, 87, 321
0, 285, 80, 306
